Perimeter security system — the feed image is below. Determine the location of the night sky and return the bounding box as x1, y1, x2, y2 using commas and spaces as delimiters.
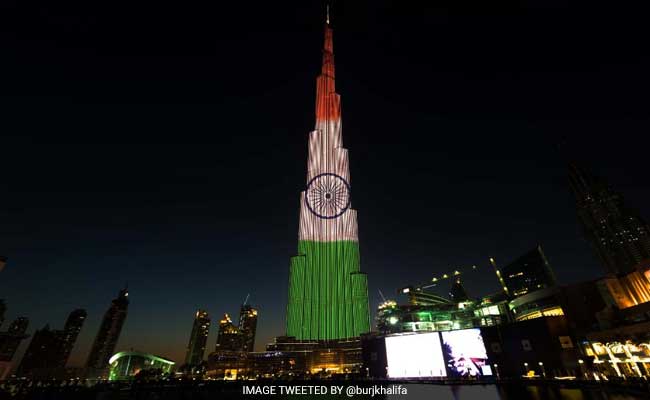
1, 0, 650, 366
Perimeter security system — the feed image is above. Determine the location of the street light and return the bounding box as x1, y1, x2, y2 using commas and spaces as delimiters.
493, 364, 500, 380
538, 362, 546, 378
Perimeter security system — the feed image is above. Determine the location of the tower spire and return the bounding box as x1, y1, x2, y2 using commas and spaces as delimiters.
326, 4, 330, 25
315, 16, 339, 129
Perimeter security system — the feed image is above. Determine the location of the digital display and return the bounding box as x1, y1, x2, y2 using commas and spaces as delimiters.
385, 332, 447, 378
441, 328, 492, 377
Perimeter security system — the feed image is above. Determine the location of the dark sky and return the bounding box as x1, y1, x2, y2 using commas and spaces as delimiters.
1, 0, 650, 366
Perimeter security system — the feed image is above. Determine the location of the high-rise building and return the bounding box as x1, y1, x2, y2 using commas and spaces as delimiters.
500, 245, 557, 298
16, 325, 59, 376
0, 256, 7, 273
286, 15, 370, 341
15, 309, 86, 377
58, 309, 87, 367
184, 310, 210, 366
0, 317, 29, 361
238, 305, 258, 352
86, 288, 129, 371
0, 317, 29, 379
569, 162, 650, 275
215, 313, 243, 352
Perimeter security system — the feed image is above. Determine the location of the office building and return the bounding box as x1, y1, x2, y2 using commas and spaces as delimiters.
500, 245, 557, 298
59, 309, 87, 367
0, 317, 29, 379
184, 309, 210, 367
238, 305, 258, 352
215, 313, 243, 352
86, 288, 129, 373
15, 309, 86, 377
569, 162, 650, 275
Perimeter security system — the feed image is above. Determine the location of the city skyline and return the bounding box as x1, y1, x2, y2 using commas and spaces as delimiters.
2, 1, 650, 368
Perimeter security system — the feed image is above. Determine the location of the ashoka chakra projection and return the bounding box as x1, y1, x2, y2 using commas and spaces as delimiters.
305, 173, 351, 219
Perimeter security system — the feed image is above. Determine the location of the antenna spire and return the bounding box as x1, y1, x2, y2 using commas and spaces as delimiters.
326, 4, 330, 25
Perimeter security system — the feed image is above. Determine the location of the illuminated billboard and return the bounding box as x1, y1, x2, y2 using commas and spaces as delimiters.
440, 328, 492, 377
385, 332, 447, 378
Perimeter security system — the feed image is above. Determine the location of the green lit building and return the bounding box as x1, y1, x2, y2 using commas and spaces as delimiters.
108, 351, 175, 381
286, 20, 370, 340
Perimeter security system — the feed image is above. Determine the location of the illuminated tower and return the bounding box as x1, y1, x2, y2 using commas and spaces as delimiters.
286, 17, 371, 341
86, 288, 129, 371
569, 163, 650, 275
184, 310, 210, 366
215, 313, 243, 352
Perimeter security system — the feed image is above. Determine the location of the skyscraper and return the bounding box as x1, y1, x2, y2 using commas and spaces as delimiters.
286, 15, 370, 341
569, 163, 650, 275
215, 313, 243, 352
238, 305, 258, 352
86, 288, 129, 371
184, 310, 210, 366
0, 317, 29, 379
15, 309, 86, 377
58, 309, 87, 367
500, 245, 557, 298
16, 325, 59, 376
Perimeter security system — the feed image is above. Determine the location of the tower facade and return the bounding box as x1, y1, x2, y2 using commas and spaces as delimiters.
501, 245, 557, 298
184, 309, 210, 366
86, 288, 129, 371
569, 163, 650, 275
59, 309, 87, 367
215, 313, 243, 352
238, 305, 258, 352
286, 21, 370, 341
0, 317, 29, 362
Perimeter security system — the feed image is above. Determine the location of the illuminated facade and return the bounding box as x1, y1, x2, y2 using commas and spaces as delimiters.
569, 162, 650, 275
598, 265, 650, 309
238, 305, 258, 352
584, 339, 650, 378
108, 351, 174, 381
215, 313, 244, 352
500, 245, 557, 298
286, 20, 370, 340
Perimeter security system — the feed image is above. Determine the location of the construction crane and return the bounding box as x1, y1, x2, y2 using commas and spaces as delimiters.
399, 259, 506, 305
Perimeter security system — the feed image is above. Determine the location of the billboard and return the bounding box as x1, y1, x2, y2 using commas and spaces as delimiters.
440, 328, 492, 377
385, 332, 447, 378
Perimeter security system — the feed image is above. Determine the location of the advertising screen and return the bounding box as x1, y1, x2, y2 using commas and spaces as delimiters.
441, 328, 492, 377
385, 332, 447, 378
